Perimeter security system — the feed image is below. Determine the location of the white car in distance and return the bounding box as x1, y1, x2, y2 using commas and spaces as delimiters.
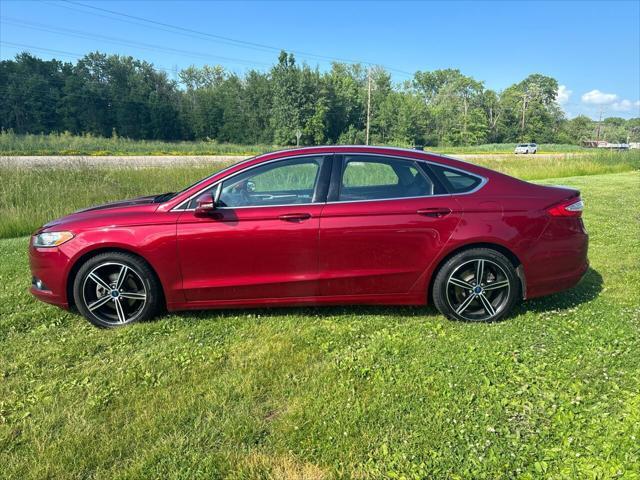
515, 143, 537, 154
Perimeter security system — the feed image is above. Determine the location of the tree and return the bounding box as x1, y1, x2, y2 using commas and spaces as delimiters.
270, 51, 301, 145
0, 53, 70, 133
4, 50, 638, 147
412, 69, 487, 145
501, 74, 562, 142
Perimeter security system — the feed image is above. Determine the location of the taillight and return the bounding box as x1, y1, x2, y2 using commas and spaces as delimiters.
547, 198, 584, 217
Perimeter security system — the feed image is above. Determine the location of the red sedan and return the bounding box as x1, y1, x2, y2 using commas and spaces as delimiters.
29, 146, 589, 327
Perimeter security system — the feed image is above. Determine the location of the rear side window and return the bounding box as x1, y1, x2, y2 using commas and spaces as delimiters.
429, 164, 483, 194
338, 156, 435, 201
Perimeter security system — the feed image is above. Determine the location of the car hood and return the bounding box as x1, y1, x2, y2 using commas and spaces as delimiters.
72, 195, 158, 214
41, 195, 160, 231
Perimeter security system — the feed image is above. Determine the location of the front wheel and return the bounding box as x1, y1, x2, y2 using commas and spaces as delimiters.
432, 248, 520, 322
73, 252, 163, 327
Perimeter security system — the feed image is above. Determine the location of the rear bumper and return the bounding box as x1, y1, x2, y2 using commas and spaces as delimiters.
524, 219, 589, 299
526, 257, 589, 299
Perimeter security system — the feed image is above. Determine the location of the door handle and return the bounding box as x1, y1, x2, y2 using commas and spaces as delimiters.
278, 213, 312, 222
416, 207, 452, 218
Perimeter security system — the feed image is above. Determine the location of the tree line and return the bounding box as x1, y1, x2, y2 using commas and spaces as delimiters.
1, 51, 638, 146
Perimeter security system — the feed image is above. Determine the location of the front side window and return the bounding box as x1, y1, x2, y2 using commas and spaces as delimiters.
190, 156, 324, 208
338, 156, 434, 201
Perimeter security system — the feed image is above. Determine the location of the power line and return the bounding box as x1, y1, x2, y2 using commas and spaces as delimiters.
1, 17, 273, 68
0, 41, 176, 74
52, 0, 415, 78
41, 0, 276, 55
1, 42, 87, 61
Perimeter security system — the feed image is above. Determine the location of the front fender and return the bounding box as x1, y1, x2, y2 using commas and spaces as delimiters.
59, 223, 183, 305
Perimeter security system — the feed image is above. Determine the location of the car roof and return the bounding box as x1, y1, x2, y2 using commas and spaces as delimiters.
161, 145, 500, 211
253, 145, 494, 172
266, 145, 425, 155
256, 145, 459, 163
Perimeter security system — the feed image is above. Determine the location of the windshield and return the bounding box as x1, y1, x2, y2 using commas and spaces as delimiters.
157, 155, 259, 202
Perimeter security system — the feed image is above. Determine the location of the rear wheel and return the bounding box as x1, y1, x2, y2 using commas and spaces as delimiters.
432, 248, 519, 322
73, 252, 162, 328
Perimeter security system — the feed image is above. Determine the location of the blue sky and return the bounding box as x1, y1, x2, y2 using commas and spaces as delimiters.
1, 0, 639, 119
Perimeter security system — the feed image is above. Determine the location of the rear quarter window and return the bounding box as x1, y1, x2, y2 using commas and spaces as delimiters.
429, 164, 483, 194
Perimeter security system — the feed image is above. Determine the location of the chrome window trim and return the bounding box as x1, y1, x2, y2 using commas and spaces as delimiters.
172, 152, 487, 211
172, 154, 327, 212
169, 155, 257, 204
332, 153, 487, 203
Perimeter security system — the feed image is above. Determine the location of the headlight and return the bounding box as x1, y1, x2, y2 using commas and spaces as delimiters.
32, 231, 74, 247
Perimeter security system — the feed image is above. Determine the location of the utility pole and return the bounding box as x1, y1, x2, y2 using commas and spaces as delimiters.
366, 67, 372, 145
595, 109, 604, 141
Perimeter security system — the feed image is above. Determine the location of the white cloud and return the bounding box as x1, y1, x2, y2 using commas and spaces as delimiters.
611, 99, 632, 111
556, 85, 572, 104
581, 89, 618, 105
610, 99, 640, 112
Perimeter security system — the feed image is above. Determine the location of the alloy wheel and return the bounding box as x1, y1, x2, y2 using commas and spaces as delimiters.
445, 258, 511, 321
81, 262, 148, 325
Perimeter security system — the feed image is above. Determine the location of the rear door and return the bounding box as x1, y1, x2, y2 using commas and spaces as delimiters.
318, 154, 463, 297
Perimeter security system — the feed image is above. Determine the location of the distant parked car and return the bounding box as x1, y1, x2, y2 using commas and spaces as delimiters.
515, 143, 537, 154
29, 146, 588, 327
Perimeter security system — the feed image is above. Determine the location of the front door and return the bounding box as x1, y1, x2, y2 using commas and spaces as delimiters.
177, 155, 331, 302
318, 154, 462, 297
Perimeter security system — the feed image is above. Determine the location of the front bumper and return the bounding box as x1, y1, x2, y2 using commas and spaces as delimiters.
29, 241, 72, 309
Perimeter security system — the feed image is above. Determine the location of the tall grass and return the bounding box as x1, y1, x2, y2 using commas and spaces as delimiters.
0, 164, 229, 239
0, 131, 271, 156
431, 143, 586, 154
1, 151, 637, 239
467, 150, 640, 180
0, 131, 588, 156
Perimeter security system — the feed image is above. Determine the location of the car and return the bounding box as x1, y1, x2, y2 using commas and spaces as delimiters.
515, 143, 537, 154
29, 146, 589, 327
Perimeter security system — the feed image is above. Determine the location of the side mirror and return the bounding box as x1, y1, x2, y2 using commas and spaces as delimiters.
194, 194, 216, 217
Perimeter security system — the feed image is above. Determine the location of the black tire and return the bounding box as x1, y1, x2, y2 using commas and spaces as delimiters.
432, 248, 519, 322
73, 252, 163, 328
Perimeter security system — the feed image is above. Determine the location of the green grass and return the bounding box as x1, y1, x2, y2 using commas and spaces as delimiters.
466, 149, 640, 181
0, 164, 230, 239
0, 131, 271, 157
1, 151, 638, 239
0, 170, 638, 478
0, 131, 588, 156
431, 143, 587, 155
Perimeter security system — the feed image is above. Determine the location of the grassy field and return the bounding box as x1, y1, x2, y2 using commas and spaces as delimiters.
1, 170, 638, 478
0, 131, 588, 156
1, 150, 638, 239
0, 131, 271, 157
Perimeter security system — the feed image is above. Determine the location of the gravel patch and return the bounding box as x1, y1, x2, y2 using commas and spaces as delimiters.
0, 152, 587, 168
0, 155, 250, 169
